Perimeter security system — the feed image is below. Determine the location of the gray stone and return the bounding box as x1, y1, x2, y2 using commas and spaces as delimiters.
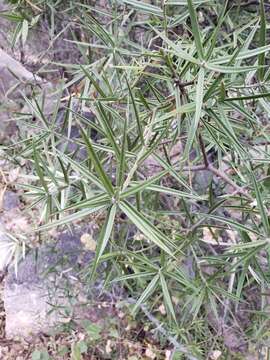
0, 1, 15, 55
0, 221, 12, 271
0, 48, 43, 99
3, 228, 101, 339
193, 169, 213, 194
0, 47, 45, 138
2, 191, 20, 211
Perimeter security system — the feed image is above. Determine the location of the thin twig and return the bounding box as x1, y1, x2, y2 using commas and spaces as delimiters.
174, 79, 195, 89
194, 134, 252, 200
25, 0, 42, 12
198, 133, 209, 167
122, 110, 157, 191
182, 164, 251, 200
208, 164, 252, 200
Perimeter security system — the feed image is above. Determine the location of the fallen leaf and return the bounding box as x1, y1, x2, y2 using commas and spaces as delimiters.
165, 349, 172, 360
80, 233, 96, 251
105, 340, 112, 354
145, 346, 156, 359
0, 186, 6, 211
158, 304, 166, 315
226, 230, 237, 243
209, 350, 222, 360
60, 317, 72, 324
134, 232, 144, 241
202, 228, 227, 246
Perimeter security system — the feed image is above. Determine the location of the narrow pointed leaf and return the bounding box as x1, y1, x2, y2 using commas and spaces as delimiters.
38, 205, 108, 231
184, 67, 205, 158
90, 204, 117, 279
187, 0, 204, 59
160, 271, 177, 323
119, 201, 175, 257
80, 126, 114, 195
258, 0, 266, 80
132, 274, 159, 315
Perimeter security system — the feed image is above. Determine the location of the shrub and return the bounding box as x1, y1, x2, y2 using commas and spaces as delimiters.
5, 0, 270, 357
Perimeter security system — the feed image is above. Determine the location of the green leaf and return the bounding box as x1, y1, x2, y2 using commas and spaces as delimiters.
146, 184, 203, 201
21, 19, 28, 45
205, 0, 228, 60
22, 96, 49, 130
58, 152, 105, 191
33, 143, 49, 193
152, 28, 201, 65
81, 320, 102, 340
258, 0, 266, 80
0, 12, 24, 22
132, 273, 159, 315
184, 67, 205, 158
206, 63, 260, 74
211, 45, 270, 65
152, 154, 194, 192
250, 171, 270, 237
71, 341, 88, 360
38, 204, 108, 231
84, 13, 115, 47
203, 214, 261, 236
167, 0, 209, 4
80, 66, 107, 97
159, 271, 177, 323
187, 0, 204, 59
126, 78, 144, 144
71, 344, 82, 360
32, 350, 51, 360
117, 118, 127, 187
119, 201, 175, 257
119, 0, 163, 16
96, 102, 120, 158
80, 126, 114, 196
120, 170, 168, 198
224, 92, 270, 102
90, 204, 117, 279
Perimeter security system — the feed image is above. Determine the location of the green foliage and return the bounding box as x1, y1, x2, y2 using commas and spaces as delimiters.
32, 350, 51, 360
6, 0, 270, 357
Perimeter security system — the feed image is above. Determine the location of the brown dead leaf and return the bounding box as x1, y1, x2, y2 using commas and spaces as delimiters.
145, 346, 156, 359
0, 186, 6, 211
80, 233, 96, 251
226, 230, 237, 243
105, 339, 112, 354
202, 228, 227, 246
158, 304, 166, 315
209, 350, 222, 360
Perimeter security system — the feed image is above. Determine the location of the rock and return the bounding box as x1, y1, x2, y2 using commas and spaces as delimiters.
0, 49, 43, 99
3, 227, 102, 339
0, 0, 83, 79
2, 191, 20, 211
0, 1, 14, 54
193, 169, 213, 194
223, 327, 247, 353
0, 48, 44, 139
0, 221, 13, 271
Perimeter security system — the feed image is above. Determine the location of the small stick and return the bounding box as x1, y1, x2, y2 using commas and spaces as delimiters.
198, 133, 209, 168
